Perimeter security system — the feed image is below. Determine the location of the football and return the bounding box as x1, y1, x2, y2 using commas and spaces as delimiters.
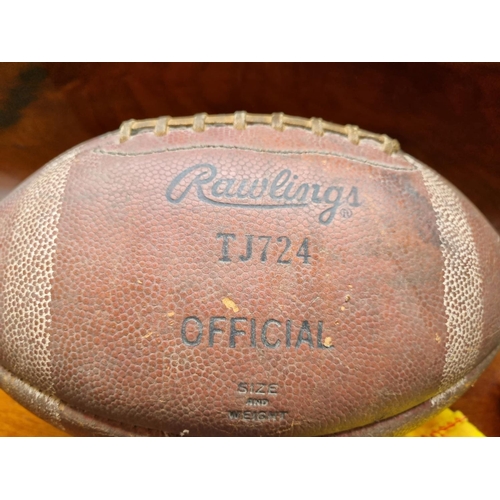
0, 112, 499, 436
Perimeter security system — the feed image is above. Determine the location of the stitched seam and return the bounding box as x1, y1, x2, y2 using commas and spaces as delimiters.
118, 112, 400, 155
94, 144, 416, 172
419, 416, 468, 437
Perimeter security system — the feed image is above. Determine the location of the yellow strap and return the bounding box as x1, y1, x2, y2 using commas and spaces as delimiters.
406, 408, 484, 437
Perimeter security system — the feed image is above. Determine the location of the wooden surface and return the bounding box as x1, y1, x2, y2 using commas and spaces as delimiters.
0, 389, 68, 437
0, 62, 499, 436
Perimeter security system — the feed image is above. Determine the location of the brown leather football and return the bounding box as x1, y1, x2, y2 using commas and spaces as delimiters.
0, 112, 499, 436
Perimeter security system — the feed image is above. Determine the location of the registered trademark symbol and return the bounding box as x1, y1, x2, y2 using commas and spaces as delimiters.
340, 208, 353, 219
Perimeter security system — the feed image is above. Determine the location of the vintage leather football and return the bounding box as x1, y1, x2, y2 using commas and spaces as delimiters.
0, 112, 499, 436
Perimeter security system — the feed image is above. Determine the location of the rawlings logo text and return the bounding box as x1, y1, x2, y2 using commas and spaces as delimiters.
166, 164, 361, 225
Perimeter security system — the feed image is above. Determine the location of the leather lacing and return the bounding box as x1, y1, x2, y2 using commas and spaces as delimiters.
118, 112, 400, 155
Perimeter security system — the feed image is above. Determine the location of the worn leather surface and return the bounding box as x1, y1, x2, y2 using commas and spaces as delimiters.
0, 63, 499, 436
0, 118, 499, 436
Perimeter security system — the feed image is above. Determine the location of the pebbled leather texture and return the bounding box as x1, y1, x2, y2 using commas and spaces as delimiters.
0, 117, 499, 436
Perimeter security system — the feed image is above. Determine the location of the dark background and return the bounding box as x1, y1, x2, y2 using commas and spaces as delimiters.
0, 62, 499, 436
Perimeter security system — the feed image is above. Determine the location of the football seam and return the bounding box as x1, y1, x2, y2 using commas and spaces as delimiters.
94, 143, 416, 172
118, 112, 401, 155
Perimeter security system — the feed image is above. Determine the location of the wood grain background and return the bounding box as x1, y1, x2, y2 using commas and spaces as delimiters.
0, 62, 499, 436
